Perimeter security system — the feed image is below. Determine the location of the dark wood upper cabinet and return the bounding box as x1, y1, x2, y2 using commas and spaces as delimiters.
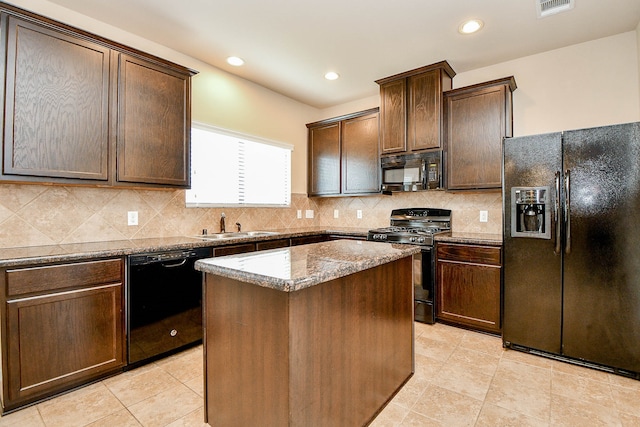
116, 54, 191, 187
307, 108, 379, 197
444, 77, 516, 190
378, 79, 406, 153
376, 61, 455, 154
308, 122, 341, 196
1, 14, 111, 181
0, 5, 197, 188
341, 111, 379, 194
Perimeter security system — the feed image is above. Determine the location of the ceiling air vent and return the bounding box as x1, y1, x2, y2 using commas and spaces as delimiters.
536, 0, 575, 18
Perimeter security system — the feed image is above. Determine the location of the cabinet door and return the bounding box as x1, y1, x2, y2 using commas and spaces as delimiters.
379, 79, 406, 154
446, 85, 507, 190
5, 283, 124, 407
2, 14, 111, 181
436, 243, 502, 334
341, 112, 379, 194
117, 54, 191, 187
407, 70, 441, 151
308, 123, 340, 196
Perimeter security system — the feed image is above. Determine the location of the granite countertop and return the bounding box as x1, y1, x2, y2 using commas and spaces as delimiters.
195, 239, 421, 292
0, 227, 370, 268
434, 231, 502, 246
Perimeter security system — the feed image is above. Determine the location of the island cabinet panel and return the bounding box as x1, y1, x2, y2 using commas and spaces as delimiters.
436, 243, 502, 334
116, 54, 191, 187
1, 14, 111, 181
444, 77, 516, 190
1, 258, 125, 411
203, 256, 414, 426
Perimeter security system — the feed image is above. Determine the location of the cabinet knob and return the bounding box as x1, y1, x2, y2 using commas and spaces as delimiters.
170, 329, 178, 337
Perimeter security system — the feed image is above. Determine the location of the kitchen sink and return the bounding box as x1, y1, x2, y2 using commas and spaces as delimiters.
194, 231, 280, 240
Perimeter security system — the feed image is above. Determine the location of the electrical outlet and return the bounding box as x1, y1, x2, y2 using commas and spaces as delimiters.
305, 209, 314, 219
297, 210, 302, 219
333, 209, 339, 219
480, 210, 488, 223
127, 211, 138, 226
357, 210, 363, 219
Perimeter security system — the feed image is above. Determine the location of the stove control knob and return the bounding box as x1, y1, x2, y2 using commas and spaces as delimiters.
409, 236, 417, 243
417, 237, 425, 244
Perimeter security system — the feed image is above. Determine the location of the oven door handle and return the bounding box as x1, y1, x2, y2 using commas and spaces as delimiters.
161, 258, 189, 268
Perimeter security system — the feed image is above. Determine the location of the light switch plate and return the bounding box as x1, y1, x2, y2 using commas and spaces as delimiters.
357, 210, 363, 219
480, 210, 488, 222
333, 209, 339, 219
297, 210, 302, 219
305, 210, 314, 219
128, 211, 138, 226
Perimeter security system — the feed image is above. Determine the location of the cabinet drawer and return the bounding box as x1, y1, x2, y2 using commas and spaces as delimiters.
256, 239, 290, 251
6, 259, 123, 297
214, 244, 256, 257
436, 243, 501, 266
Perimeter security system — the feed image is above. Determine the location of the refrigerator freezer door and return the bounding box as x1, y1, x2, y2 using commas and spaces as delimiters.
503, 132, 563, 354
562, 122, 640, 373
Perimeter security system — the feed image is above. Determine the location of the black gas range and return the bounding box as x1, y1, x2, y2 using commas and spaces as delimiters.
367, 208, 451, 324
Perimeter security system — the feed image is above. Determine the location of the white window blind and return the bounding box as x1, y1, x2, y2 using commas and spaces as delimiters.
186, 124, 292, 207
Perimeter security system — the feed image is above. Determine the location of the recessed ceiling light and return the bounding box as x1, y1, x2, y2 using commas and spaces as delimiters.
324, 71, 340, 81
458, 19, 484, 35
226, 56, 245, 66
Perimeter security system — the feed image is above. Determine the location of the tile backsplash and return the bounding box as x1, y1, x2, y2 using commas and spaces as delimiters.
0, 184, 502, 248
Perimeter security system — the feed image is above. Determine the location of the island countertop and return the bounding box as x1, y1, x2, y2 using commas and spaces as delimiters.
195, 239, 420, 292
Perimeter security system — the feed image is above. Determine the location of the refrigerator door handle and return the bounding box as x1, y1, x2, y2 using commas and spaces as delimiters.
564, 170, 571, 254
554, 171, 561, 255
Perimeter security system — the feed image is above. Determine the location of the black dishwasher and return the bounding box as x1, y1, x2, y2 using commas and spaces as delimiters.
127, 247, 211, 367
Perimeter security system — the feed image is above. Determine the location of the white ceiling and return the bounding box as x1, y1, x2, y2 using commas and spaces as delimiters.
40, 0, 640, 108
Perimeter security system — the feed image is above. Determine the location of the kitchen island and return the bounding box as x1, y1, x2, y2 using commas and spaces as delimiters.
195, 239, 420, 426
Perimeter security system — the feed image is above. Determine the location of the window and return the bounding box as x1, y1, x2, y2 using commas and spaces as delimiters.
186, 123, 292, 207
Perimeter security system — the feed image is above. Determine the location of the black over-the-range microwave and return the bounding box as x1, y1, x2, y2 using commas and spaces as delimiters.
380, 150, 442, 193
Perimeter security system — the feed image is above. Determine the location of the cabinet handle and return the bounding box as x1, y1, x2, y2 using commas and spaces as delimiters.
564, 170, 571, 255
554, 171, 561, 255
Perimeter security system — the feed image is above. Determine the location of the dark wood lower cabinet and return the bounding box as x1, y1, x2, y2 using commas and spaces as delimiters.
1, 258, 125, 412
436, 242, 502, 334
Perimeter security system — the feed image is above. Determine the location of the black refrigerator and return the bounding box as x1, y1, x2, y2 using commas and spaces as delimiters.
503, 121, 640, 377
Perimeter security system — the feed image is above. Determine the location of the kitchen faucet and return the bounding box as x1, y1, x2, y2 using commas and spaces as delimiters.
236, 222, 241, 232
220, 213, 226, 233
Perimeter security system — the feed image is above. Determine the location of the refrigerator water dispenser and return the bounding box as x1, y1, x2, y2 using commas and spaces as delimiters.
511, 187, 551, 239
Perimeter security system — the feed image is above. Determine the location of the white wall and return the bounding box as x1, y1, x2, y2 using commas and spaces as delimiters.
318, 31, 640, 142
190, 66, 316, 194
453, 32, 640, 136
637, 22, 640, 109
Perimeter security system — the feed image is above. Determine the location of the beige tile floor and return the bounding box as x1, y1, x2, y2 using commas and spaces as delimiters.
2, 322, 640, 426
